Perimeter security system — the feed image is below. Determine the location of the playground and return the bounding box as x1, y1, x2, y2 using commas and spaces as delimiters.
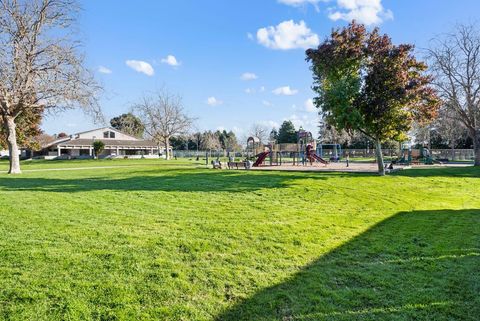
250, 162, 471, 173
215, 130, 462, 173
245, 130, 332, 168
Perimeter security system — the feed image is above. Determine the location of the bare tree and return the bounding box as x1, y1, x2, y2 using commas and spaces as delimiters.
249, 123, 269, 144
0, 0, 102, 174
428, 23, 480, 166
318, 119, 350, 145
133, 89, 194, 160
412, 122, 431, 148
435, 103, 466, 160
200, 131, 221, 150
33, 132, 54, 148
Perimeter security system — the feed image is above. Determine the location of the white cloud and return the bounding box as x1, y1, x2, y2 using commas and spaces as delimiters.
329, 0, 393, 25
259, 120, 280, 129
125, 60, 154, 76
245, 86, 266, 94
262, 100, 273, 107
278, 0, 320, 4
206, 96, 223, 106
247, 32, 254, 40
232, 126, 245, 136
161, 55, 181, 67
288, 113, 318, 132
304, 98, 316, 112
256, 20, 319, 50
272, 86, 299, 96
98, 66, 112, 74
241, 72, 258, 81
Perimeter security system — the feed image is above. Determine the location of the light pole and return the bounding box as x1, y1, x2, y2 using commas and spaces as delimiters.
92, 136, 96, 159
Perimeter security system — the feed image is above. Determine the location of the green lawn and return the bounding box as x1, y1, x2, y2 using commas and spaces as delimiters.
0, 159, 479, 321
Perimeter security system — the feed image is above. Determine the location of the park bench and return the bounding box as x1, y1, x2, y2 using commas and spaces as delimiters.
211, 160, 223, 169
227, 161, 247, 169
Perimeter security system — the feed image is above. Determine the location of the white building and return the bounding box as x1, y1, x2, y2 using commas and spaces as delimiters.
37, 127, 160, 159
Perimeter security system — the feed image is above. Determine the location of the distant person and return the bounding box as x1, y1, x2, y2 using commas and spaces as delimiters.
346, 153, 350, 167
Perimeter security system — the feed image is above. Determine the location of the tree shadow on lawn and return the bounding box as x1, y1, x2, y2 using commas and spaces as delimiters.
393, 166, 480, 178
0, 169, 335, 193
216, 209, 480, 321
0, 166, 476, 193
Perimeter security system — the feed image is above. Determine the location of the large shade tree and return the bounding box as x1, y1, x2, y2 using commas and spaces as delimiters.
0, 0, 101, 174
427, 24, 480, 166
307, 22, 439, 175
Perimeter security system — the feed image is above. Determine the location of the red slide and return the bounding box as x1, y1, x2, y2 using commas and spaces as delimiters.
306, 144, 328, 165
253, 151, 269, 167
310, 153, 328, 165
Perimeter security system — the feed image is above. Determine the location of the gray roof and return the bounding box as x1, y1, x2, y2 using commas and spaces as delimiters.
72, 127, 140, 140
57, 138, 158, 148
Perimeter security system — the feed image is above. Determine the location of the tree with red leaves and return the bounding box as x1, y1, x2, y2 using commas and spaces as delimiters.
306, 21, 440, 175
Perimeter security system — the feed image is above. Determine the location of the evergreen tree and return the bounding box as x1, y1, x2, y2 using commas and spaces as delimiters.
269, 128, 279, 142
110, 113, 144, 138
277, 121, 297, 143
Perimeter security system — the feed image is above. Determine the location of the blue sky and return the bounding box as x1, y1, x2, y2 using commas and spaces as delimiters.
42, 0, 480, 139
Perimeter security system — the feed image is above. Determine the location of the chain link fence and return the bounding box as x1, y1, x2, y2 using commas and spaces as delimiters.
172, 148, 475, 162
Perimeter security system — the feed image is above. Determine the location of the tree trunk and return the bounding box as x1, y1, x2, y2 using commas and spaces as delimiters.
450, 141, 455, 162
474, 130, 480, 166
375, 138, 385, 176
4, 116, 21, 174
164, 137, 170, 160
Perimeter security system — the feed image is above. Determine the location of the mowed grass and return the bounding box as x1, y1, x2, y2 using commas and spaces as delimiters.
0, 159, 479, 321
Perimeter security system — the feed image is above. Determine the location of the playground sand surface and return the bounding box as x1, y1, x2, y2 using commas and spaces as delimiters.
251, 162, 390, 173
250, 162, 471, 173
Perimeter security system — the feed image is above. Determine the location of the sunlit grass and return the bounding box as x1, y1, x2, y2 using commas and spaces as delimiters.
0, 160, 478, 320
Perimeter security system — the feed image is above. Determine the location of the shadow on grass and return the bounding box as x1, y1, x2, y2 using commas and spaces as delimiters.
216, 209, 480, 321
0, 169, 331, 193
0, 166, 477, 193
393, 166, 480, 178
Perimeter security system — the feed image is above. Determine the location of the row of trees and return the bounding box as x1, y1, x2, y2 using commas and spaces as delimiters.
170, 130, 241, 151
319, 117, 473, 151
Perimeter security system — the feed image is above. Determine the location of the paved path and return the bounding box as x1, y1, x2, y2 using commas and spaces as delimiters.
6, 164, 150, 173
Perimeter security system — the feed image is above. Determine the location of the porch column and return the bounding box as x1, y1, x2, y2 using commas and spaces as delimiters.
57, 147, 61, 157
89, 147, 93, 157
116, 147, 120, 156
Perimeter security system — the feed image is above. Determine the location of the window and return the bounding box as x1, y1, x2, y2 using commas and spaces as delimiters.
103, 131, 115, 139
